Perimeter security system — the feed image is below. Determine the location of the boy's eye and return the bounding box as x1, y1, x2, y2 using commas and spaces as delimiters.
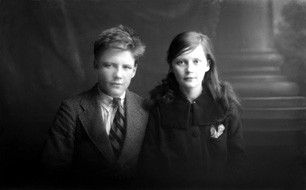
123, 65, 132, 70
102, 63, 113, 68
175, 60, 185, 65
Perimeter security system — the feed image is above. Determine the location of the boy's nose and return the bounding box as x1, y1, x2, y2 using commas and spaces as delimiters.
114, 67, 123, 78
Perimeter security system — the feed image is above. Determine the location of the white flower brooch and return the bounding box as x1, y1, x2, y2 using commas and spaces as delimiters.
210, 124, 225, 138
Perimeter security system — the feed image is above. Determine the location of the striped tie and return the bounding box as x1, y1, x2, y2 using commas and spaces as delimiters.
109, 98, 126, 157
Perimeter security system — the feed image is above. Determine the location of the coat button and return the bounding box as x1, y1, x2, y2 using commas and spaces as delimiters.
192, 130, 199, 137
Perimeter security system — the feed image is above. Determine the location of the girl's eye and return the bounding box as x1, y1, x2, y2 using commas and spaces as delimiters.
194, 59, 201, 64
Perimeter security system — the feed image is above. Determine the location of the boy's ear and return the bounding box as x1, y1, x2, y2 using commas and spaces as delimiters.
93, 60, 98, 69
168, 65, 173, 72
131, 63, 138, 78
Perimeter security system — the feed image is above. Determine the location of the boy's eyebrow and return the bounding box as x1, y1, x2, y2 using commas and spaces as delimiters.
123, 64, 133, 67
97, 61, 115, 64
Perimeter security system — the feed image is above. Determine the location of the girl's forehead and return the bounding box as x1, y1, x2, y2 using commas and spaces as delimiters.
177, 45, 206, 58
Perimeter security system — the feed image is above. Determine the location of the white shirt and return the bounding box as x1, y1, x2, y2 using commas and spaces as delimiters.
98, 88, 125, 135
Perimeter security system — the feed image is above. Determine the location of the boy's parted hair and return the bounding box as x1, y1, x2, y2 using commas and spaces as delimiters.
94, 25, 146, 62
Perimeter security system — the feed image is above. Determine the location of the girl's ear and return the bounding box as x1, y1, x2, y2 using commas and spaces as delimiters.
206, 54, 213, 67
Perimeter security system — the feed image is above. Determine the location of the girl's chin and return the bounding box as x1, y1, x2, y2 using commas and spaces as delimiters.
181, 84, 201, 90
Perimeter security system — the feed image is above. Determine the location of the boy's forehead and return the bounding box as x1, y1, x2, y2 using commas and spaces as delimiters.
97, 47, 131, 58
109, 42, 129, 49
96, 48, 136, 65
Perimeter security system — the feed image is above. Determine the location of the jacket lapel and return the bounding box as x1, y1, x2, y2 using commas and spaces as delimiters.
117, 90, 147, 165
79, 86, 116, 164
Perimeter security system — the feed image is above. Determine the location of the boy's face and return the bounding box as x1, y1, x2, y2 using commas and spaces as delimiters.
94, 48, 137, 98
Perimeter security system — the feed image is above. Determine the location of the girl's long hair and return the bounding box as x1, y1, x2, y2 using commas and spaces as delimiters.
150, 31, 240, 116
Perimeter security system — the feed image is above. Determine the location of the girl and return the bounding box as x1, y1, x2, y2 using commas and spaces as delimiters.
139, 31, 247, 188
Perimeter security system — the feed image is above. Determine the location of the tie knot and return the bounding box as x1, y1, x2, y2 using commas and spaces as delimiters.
113, 98, 121, 107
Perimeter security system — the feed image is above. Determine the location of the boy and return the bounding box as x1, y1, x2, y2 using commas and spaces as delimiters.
41, 25, 148, 188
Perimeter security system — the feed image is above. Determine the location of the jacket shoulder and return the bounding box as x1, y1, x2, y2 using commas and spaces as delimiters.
126, 90, 144, 105
62, 91, 86, 106
127, 90, 144, 100
60, 85, 97, 111
126, 90, 151, 112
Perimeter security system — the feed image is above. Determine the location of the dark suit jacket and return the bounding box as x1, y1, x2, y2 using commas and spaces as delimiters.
40, 84, 149, 187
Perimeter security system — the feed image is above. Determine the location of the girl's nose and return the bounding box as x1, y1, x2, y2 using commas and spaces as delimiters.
186, 62, 195, 73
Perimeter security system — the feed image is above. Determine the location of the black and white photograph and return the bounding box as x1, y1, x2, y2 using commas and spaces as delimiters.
1, 0, 306, 189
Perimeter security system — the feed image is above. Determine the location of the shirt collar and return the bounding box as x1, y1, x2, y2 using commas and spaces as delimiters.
97, 86, 126, 107
158, 91, 225, 128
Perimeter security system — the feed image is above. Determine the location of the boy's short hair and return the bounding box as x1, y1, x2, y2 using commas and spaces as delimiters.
94, 25, 146, 62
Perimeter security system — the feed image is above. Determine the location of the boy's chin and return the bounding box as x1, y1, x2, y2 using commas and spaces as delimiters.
107, 89, 125, 98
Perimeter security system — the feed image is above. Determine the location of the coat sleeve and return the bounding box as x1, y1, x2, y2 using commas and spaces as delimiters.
138, 105, 164, 183
227, 114, 247, 166
40, 100, 77, 176
224, 113, 248, 185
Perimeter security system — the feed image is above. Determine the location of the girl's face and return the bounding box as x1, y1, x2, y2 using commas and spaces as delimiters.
171, 44, 210, 94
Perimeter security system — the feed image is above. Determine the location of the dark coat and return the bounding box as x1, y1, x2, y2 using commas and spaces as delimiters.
40, 84, 149, 187
139, 90, 247, 188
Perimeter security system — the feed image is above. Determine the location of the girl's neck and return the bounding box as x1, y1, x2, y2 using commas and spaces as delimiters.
180, 85, 203, 102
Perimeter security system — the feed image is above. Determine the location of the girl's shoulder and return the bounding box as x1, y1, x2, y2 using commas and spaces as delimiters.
217, 81, 241, 117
